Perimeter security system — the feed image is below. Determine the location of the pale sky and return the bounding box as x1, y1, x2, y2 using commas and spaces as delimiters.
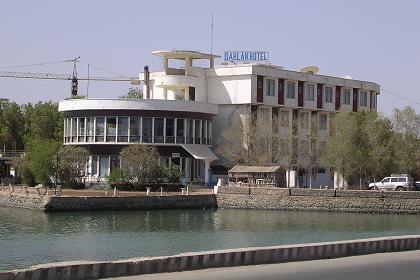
1, 0, 419, 115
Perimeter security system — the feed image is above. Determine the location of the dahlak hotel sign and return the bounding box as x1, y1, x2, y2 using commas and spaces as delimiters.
224, 51, 269, 63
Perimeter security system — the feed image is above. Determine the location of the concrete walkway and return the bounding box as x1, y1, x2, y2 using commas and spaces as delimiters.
107, 250, 420, 280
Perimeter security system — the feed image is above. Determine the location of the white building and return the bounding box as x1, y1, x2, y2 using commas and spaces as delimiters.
59, 50, 380, 187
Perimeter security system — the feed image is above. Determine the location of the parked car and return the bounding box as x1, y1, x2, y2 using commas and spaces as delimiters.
415, 181, 420, 191
368, 174, 414, 191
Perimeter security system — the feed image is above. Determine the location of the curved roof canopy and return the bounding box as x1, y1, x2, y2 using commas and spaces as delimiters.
151, 50, 220, 60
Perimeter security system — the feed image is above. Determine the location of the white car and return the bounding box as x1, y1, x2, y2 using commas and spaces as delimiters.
369, 175, 414, 191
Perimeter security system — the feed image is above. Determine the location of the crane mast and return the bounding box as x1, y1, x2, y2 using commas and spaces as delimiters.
0, 57, 139, 96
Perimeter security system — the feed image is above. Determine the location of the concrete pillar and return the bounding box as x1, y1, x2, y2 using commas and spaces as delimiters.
204, 160, 211, 186
163, 58, 168, 75
286, 169, 297, 188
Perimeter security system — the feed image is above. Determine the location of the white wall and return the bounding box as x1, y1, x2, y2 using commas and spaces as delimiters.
207, 75, 253, 104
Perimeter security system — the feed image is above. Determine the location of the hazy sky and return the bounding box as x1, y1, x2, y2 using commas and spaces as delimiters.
1, 0, 419, 115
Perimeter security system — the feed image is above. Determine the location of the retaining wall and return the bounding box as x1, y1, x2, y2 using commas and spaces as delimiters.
3, 187, 420, 214
0, 192, 44, 210
216, 187, 420, 214
1, 235, 420, 280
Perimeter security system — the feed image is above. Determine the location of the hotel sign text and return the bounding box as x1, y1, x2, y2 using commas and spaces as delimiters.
224, 51, 269, 63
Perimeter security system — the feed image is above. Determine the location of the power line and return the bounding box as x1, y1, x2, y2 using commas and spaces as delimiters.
0, 59, 69, 70
380, 88, 420, 107
79, 60, 130, 79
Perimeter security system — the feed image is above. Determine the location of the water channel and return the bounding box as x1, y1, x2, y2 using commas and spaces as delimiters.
1, 207, 420, 271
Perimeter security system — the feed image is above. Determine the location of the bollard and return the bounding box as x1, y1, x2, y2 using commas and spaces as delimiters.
160, 187, 163, 196
146, 187, 151, 196
186, 186, 189, 195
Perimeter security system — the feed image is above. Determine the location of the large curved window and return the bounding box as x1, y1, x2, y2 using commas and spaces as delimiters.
64, 116, 212, 146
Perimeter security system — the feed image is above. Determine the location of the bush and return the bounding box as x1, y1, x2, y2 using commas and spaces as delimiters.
106, 168, 123, 185
20, 165, 36, 187
62, 181, 85, 189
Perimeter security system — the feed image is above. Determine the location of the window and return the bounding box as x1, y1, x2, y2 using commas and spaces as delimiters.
71, 118, 77, 142
194, 120, 201, 144
258, 108, 270, 124
99, 156, 109, 177
129, 117, 141, 142
325, 86, 333, 103
189, 87, 195, 101
266, 79, 275, 96
95, 117, 105, 142
117, 117, 128, 142
78, 118, 85, 142
300, 112, 309, 129
305, 84, 315, 101
86, 117, 94, 142
359, 91, 368, 107
398, 178, 407, 182
176, 119, 185, 143
186, 119, 194, 144
110, 156, 120, 173
91, 156, 98, 176
372, 93, 377, 108
280, 110, 289, 127
207, 121, 212, 145
165, 118, 175, 143
391, 178, 399, 183
154, 118, 164, 143
382, 178, 390, 183
342, 89, 351, 105
201, 120, 206, 144
319, 114, 327, 130
142, 118, 152, 143
287, 82, 295, 98
106, 117, 116, 142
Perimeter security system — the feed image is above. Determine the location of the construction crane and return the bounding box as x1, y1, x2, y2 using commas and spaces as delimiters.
0, 57, 140, 97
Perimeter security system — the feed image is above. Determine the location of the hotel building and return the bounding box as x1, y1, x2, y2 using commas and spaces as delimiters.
59, 50, 379, 187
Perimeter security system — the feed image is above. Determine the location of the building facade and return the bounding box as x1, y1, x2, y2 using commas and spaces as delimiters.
60, 50, 380, 187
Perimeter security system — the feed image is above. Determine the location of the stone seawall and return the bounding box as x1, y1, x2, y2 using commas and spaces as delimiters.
2, 187, 420, 214
0, 192, 44, 210
42, 195, 217, 212
2, 235, 420, 280
216, 187, 420, 214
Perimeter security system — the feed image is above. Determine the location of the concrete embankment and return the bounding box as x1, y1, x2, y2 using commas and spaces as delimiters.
1, 235, 420, 280
216, 186, 420, 214
2, 186, 420, 214
0, 191, 217, 212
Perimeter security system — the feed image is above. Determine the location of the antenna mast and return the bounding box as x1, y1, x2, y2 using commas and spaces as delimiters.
210, 11, 214, 68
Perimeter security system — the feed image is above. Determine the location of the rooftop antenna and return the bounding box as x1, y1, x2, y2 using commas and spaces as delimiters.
210, 11, 214, 68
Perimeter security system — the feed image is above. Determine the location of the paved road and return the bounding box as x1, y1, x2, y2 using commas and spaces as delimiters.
107, 250, 420, 280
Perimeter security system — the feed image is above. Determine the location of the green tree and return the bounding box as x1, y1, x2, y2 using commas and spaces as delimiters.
25, 138, 59, 186
119, 87, 143, 99
390, 106, 420, 177
24, 102, 63, 142
0, 101, 25, 150
120, 144, 159, 183
57, 145, 89, 185
216, 111, 272, 166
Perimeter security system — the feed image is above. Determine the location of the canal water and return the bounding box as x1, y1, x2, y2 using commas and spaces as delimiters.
1, 207, 420, 271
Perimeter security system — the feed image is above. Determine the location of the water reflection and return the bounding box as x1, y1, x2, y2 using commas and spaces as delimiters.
1, 207, 420, 271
